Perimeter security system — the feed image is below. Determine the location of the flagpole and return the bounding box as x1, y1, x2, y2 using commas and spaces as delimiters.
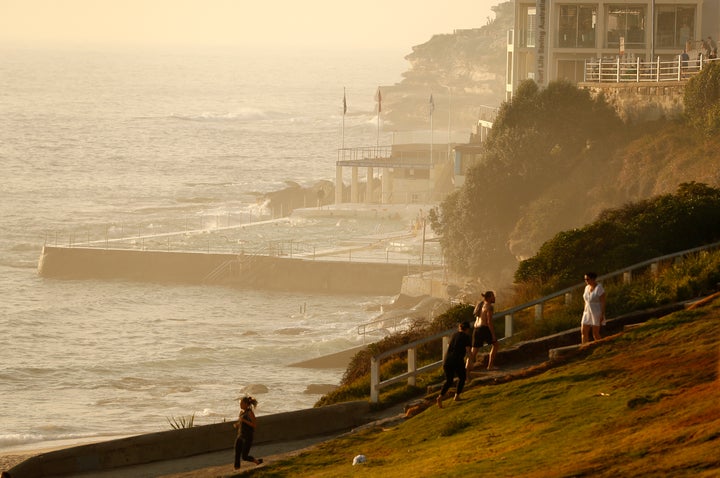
376, 87, 381, 152
342, 87, 346, 150
429, 93, 434, 166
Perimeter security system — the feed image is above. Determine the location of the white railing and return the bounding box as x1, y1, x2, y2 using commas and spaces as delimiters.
43, 217, 448, 265
584, 56, 719, 83
357, 314, 409, 344
369, 240, 720, 402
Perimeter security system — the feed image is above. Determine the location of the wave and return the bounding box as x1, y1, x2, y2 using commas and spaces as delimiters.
174, 196, 220, 204
182, 181, 236, 188
10, 243, 41, 253
0, 431, 105, 451
168, 108, 280, 122
0, 259, 37, 269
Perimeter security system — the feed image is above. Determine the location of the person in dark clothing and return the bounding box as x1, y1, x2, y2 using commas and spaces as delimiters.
233, 395, 263, 469
437, 321, 472, 408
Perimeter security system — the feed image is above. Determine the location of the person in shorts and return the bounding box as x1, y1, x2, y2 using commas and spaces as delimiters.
466, 290, 499, 372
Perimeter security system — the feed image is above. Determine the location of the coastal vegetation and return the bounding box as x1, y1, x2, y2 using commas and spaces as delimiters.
166, 413, 195, 430
252, 299, 720, 476
684, 60, 720, 137
427, 71, 720, 286
428, 78, 623, 279
515, 182, 720, 292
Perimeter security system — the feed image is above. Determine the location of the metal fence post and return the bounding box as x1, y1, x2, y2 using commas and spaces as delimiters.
370, 356, 380, 403
442, 335, 450, 362
408, 347, 417, 387
535, 303, 543, 322
505, 313, 513, 338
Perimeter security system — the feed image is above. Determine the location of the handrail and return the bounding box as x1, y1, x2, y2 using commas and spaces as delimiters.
357, 315, 407, 344
369, 240, 720, 402
584, 56, 719, 83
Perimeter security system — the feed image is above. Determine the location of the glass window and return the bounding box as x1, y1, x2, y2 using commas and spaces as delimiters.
520, 5, 537, 48
607, 5, 646, 48
558, 5, 597, 48
557, 60, 586, 83
656, 6, 695, 50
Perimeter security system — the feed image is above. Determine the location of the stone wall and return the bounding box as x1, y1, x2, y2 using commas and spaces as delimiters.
579, 81, 686, 123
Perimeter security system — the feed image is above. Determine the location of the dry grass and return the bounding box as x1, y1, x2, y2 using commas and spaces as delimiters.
243, 299, 720, 477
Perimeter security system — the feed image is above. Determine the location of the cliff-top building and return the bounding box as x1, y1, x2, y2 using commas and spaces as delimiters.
507, 0, 720, 98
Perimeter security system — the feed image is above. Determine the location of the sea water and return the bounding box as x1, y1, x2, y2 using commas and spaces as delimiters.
0, 45, 409, 451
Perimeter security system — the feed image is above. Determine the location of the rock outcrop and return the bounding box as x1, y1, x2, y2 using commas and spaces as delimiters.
381, 1, 512, 133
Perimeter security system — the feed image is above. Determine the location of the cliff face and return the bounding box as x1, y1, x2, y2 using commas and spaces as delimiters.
506, 125, 720, 262
382, 1, 513, 133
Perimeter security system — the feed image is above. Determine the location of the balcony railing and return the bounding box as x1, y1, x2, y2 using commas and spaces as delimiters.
584, 55, 718, 83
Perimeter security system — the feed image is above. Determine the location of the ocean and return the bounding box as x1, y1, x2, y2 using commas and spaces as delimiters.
0, 45, 411, 452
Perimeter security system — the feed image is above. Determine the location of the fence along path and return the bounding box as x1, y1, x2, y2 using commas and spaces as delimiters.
369, 240, 720, 403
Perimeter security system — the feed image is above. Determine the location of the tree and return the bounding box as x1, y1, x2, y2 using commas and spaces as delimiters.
431, 79, 622, 279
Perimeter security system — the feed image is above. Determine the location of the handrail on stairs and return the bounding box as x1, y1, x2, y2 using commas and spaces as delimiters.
369, 240, 720, 403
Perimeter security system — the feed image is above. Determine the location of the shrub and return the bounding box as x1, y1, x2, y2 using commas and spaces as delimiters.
515, 183, 720, 290
684, 61, 720, 137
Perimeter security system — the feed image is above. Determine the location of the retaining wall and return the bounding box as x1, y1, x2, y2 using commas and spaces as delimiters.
580, 81, 686, 123
8, 401, 371, 478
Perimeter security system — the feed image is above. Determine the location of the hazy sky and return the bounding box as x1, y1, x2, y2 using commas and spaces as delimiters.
0, 0, 499, 51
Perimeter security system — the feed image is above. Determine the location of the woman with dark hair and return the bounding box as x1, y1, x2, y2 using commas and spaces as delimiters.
233, 395, 264, 469
581, 272, 606, 344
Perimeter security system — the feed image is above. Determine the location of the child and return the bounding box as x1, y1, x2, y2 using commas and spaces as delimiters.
233, 395, 264, 469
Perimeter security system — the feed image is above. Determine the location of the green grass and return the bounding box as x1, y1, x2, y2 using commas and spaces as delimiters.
243, 298, 720, 477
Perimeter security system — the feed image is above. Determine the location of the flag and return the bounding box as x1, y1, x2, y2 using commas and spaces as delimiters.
376, 87, 382, 113
429, 94, 435, 115
343, 88, 347, 115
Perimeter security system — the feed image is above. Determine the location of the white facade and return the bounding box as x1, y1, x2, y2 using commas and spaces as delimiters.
507, 0, 720, 96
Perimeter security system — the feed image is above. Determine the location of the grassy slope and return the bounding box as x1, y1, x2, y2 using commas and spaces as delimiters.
246, 299, 720, 477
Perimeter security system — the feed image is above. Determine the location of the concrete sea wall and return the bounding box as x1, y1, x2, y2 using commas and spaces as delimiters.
37, 246, 425, 295
8, 401, 371, 478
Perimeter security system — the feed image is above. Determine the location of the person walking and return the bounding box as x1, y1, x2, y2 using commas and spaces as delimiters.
437, 321, 472, 408
581, 272, 606, 344
466, 291, 499, 373
233, 395, 264, 470
707, 36, 718, 59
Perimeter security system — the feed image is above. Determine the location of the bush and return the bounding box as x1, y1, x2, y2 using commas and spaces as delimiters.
515, 183, 720, 290
684, 61, 720, 137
